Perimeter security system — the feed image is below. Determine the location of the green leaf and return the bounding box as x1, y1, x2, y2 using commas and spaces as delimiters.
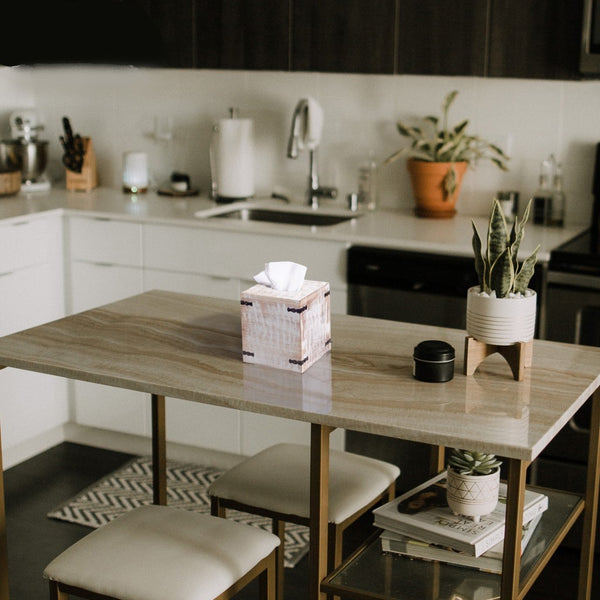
487, 199, 509, 267
514, 246, 540, 293
453, 119, 469, 135
489, 248, 514, 298
471, 221, 484, 290
443, 165, 457, 198
442, 90, 459, 114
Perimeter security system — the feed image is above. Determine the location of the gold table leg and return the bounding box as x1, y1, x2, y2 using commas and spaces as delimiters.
0, 415, 9, 600
501, 458, 528, 599
310, 423, 333, 600
578, 389, 600, 600
151, 394, 167, 506
429, 445, 445, 476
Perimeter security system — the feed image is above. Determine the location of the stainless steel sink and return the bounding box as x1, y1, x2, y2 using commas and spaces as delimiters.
206, 207, 357, 226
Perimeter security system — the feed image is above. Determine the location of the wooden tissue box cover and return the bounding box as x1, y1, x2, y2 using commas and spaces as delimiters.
241, 280, 331, 373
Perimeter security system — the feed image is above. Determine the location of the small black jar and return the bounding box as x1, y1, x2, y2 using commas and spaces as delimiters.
413, 340, 455, 383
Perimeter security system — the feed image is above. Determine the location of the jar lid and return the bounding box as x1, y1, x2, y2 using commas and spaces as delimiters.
413, 340, 455, 362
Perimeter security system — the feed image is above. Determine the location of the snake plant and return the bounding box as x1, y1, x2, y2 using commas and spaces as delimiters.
472, 198, 540, 298
447, 448, 502, 476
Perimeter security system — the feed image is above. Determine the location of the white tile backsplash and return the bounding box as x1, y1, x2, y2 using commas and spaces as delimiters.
1, 65, 599, 225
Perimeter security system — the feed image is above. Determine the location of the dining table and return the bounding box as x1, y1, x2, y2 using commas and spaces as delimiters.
0, 289, 598, 600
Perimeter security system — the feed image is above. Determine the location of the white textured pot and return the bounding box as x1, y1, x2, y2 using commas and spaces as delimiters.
466, 286, 537, 346
446, 468, 500, 522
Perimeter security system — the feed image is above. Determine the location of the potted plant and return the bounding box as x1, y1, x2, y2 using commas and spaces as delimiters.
467, 198, 540, 345
384, 90, 509, 218
446, 448, 503, 522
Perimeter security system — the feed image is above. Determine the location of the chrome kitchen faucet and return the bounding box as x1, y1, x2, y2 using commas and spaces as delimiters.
287, 98, 337, 209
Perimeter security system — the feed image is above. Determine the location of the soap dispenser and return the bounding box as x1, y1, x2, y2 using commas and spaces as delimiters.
532, 157, 553, 225
357, 151, 377, 210
550, 162, 565, 227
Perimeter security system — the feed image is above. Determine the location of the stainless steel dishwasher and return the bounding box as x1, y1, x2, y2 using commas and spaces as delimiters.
345, 245, 544, 493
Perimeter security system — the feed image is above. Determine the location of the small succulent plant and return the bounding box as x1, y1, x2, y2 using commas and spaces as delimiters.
472, 198, 540, 298
447, 448, 502, 476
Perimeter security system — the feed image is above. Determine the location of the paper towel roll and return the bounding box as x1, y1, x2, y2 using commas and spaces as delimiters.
211, 118, 254, 200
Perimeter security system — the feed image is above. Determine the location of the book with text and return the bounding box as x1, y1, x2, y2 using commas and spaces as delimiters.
373, 471, 548, 557
380, 512, 543, 574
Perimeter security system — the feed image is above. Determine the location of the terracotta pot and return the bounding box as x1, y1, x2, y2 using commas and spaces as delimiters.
446, 468, 500, 522
466, 286, 537, 346
406, 159, 468, 218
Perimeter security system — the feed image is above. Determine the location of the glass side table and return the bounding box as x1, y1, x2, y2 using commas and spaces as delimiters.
322, 488, 582, 600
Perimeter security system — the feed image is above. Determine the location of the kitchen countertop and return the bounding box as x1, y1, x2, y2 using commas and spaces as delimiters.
0, 187, 588, 262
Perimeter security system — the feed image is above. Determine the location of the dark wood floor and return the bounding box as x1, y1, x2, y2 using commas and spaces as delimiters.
3, 442, 599, 599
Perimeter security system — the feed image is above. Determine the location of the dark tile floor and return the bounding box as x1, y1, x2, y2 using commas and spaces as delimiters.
3, 442, 599, 599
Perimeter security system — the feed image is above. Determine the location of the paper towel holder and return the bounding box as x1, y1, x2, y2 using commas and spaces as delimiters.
210, 107, 255, 203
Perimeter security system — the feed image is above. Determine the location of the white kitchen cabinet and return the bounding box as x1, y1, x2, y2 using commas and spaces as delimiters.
0, 215, 67, 461
144, 269, 240, 300
69, 262, 144, 314
67, 216, 144, 313
68, 216, 143, 266
143, 223, 346, 453
67, 216, 147, 437
143, 223, 348, 311
142, 267, 241, 453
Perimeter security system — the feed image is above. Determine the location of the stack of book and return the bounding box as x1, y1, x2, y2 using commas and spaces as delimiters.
373, 471, 548, 574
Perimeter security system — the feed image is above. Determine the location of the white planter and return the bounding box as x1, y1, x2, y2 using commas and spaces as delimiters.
466, 286, 537, 346
446, 468, 500, 522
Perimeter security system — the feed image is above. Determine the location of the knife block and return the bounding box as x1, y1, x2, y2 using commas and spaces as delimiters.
66, 137, 98, 191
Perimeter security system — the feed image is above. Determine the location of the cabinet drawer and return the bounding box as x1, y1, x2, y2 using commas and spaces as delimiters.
0, 265, 63, 335
144, 224, 347, 288
144, 269, 240, 300
69, 216, 142, 266
69, 262, 143, 314
0, 217, 49, 273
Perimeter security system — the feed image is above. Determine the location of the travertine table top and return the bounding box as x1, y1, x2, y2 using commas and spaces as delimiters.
0, 290, 598, 461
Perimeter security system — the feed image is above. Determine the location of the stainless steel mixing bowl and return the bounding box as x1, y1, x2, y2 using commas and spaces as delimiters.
0, 140, 48, 182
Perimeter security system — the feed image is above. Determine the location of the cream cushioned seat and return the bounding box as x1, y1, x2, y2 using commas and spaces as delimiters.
208, 443, 399, 599
208, 443, 400, 524
44, 505, 280, 600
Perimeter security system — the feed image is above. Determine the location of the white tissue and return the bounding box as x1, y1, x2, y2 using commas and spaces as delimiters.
299, 97, 323, 151
254, 261, 307, 292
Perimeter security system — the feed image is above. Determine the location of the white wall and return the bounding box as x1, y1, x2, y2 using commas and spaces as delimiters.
2, 65, 600, 225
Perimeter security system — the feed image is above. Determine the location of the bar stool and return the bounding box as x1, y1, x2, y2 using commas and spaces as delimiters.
44, 504, 279, 600
208, 443, 400, 598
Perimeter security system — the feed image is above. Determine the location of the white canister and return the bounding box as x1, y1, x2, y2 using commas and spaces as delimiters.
123, 151, 148, 193
210, 117, 254, 201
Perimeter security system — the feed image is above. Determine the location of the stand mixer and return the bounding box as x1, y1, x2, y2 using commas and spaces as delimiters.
0, 110, 51, 192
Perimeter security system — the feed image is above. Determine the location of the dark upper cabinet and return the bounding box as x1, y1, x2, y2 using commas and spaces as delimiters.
397, 0, 489, 76
195, 1, 289, 70
1, 1, 176, 67
137, 0, 195, 68
1, 0, 585, 79
292, 1, 396, 74
487, 0, 584, 79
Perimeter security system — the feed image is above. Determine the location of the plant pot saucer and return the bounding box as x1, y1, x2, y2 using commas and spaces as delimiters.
414, 207, 457, 219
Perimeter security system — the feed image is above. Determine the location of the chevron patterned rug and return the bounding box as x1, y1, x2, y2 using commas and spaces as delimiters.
47, 455, 310, 568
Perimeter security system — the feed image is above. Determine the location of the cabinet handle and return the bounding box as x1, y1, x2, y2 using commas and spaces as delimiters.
0, 270, 14, 277
209, 275, 232, 281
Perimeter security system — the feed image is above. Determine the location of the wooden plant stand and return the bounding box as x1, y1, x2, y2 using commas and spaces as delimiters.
463, 336, 533, 381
